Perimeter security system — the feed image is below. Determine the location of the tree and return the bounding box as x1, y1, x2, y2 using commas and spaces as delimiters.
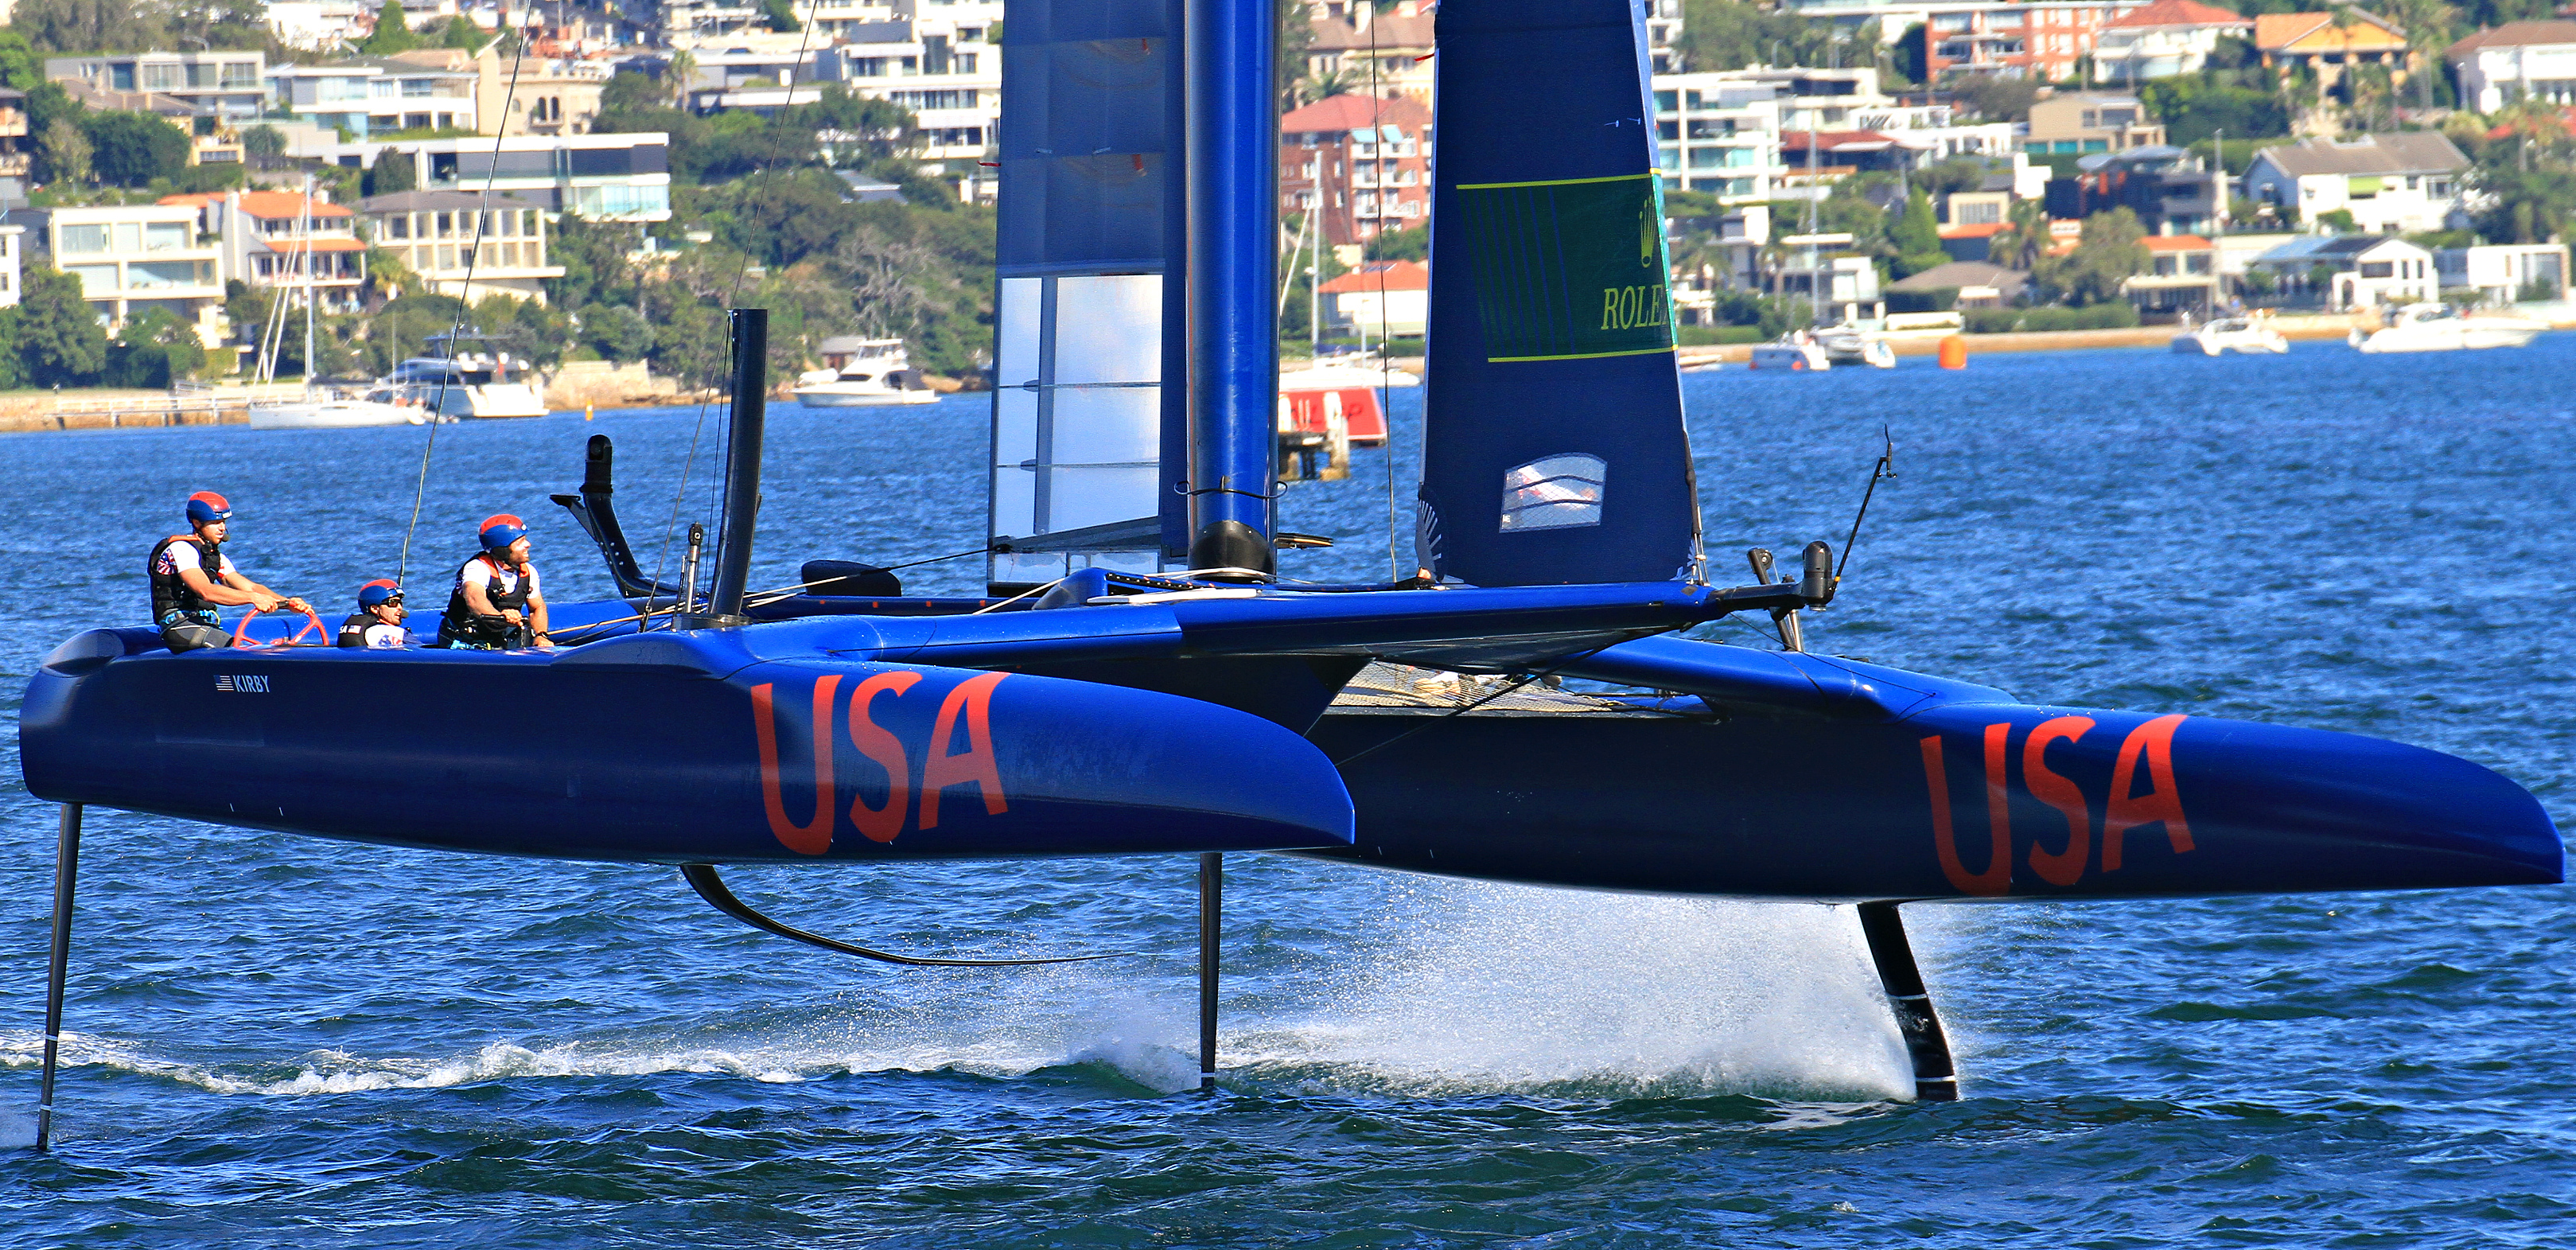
364, 147, 417, 196
580, 304, 655, 361
8, 0, 165, 53
663, 50, 697, 107
37, 116, 91, 185
17, 265, 107, 386
1990, 197, 2050, 273
241, 123, 286, 158
104, 307, 205, 388
1954, 75, 2041, 123
1674, 0, 1836, 72
1363, 222, 1426, 260
360, 0, 420, 54
1891, 187, 1946, 278
439, 14, 484, 48
82, 110, 190, 186
760, 0, 800, 30
0, 30, 43, 91
2034, 208, 2149, 306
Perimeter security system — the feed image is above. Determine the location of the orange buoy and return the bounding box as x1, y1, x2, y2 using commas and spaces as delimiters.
1937, 335, 1967, 369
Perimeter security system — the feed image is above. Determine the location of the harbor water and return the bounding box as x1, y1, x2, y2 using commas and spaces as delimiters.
0, 339, 2570, 1246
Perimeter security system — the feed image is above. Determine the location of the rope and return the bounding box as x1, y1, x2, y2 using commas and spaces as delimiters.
397, 27, 537, 588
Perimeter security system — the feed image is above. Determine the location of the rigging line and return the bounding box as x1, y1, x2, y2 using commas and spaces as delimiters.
397, 27, 538, 587
1833, 424, 1895, 590
1368, 11, 1405, 582
1329, 641, 1621, 768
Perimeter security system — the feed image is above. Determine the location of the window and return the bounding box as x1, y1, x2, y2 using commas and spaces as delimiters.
386, 215, 410, 239
2360, 261, 2394, 278
60, 224, 109, 254
143, 222, 187, 251
129, 260, 200, 288
110, 64, 134, 91
2100, 107, 2136, 126
889, 89, 978, 110
846, 57, 887, 76
1653, 90, 1676, 113
955, 53, 978, 73
187, 63, 218, 88
68, 263, 115, 294
221, 61, 258, 88
144, 64, 179, 91
1959, 201, 2000, 224
403, 78, 434, 97
1688, 147, 1722, 168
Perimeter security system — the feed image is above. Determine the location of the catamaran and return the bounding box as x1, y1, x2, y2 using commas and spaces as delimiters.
18, 0, 2558, 1145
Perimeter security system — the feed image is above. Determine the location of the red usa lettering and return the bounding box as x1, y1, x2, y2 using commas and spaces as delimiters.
1920, 714, 2192, 896
750, 672, 1010, 855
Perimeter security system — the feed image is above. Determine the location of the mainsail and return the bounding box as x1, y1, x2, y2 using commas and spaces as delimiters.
1416, 0, 1704, 587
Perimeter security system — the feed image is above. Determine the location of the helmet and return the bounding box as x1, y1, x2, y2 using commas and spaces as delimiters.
478, 514, 529, 553
186, 491, 232, 525
356, 578, 402, 609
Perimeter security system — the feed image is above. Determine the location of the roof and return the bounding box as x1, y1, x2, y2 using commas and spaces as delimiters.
1889, 261, 2029, 292
2107, 0, 2250, 29
1307, 10, 1435, 52
2446, 20, 2576, 56
2254, 10, 2407, 52
58, 80, 193, 116
2250, 233, 2423, 263
1939, 223, 2012, 239
1280, 92, 1434, 134
357, 190, 548, 213
232, 190, 352, 220
262, 237, 368, 253
1317, 259, 1430, 294
2142, 234, 2215, 251
2248, 132, 2466, 177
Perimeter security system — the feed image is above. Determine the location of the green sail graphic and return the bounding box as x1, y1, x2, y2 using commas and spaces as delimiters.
1455, 172, 1675, 364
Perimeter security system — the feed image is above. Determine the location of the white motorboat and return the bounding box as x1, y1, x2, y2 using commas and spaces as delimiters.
2349, 302, 2548, 354
792, 338, 940, 407
1815, 325, 1897, 368
2172, 316, 2290, 356
1279, 354, 1421, 389
392, 341, 549, 419
1748, 329, 1832, 372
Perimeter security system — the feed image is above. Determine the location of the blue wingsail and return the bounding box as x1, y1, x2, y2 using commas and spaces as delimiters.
1416, 0, 1703, 587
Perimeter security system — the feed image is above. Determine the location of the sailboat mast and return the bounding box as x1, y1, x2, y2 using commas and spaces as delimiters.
1181, 0, 1278, 577
301, 175, 317, 388
1804, 107, 1819, 330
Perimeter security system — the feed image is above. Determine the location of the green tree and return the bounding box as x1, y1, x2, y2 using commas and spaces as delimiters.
759, 0, 800, 30
81, 110, 189, 187
439, 14, 484, 48
580, 303, 655, 361
360, 0, 421, 54
1990, 197, 2050, 272
0, 30, 42, 90
0, 308, 27, 390
2033, 208, 2149, 306
364, 147, 417, 196
1891, 187, 1946, 278
8, 0, 165, 53
37, 115, 90, 185
103, 307, 205, 388
241, 123, 286, 158
1674, 0, 1836, 72
17, 265, 107, 386
1363, 222, 1427, 260
1954, 75, 2041, 123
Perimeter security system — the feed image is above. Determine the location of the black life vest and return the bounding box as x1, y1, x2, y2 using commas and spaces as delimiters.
439, 553, 533, 644
148, 533, 225, 623
337, 613, 372, 648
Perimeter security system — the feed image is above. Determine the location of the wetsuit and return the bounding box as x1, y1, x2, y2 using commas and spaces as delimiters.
437, 553, 538, 648
148, 533, 235, 652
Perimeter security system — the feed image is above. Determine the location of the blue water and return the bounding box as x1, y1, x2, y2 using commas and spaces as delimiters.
1, 339, 2570, 1247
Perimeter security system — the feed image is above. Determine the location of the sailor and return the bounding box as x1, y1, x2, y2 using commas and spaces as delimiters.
336, 579, 409, 648
147, 491, 311, 653
436, 514, 553, 650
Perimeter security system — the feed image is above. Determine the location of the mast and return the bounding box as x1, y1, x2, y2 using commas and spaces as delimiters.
1181, 0, 1278, 578
1804, 111, 1819, 330
301, 175, 317, 391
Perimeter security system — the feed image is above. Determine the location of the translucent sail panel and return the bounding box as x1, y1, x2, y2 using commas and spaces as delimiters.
988, 275, 1166, 590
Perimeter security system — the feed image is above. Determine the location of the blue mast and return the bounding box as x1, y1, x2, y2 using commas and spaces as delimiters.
1182, 0, 1278, 577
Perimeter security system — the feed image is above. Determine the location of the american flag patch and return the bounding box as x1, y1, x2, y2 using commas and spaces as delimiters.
215, 675, 270, 693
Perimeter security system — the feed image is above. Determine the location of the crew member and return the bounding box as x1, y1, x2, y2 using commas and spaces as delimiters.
437, 514, 552, 649
147, 491, 310, 653
337, 579, 409, 648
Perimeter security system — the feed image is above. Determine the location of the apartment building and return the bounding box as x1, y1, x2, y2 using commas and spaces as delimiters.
2446, 21, 2576, 114
359, 190, 565, 303
1280, 93, 1431, 246
1653, 74, 1790, 203
45, 52, 267, 120
2044, 145, 2225, 235
2092, 0, 2252, 84
21, 205, 226, 345
377, 45, 613, 138
267, 56, 480, 138
164, 189, 369, 313
2025, 92, 2165, 154
308, 132, 674, 221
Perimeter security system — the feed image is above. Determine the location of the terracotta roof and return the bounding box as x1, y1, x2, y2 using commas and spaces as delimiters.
264, 237, 368, 253
2254, 10, 2406, 52
2107, 0, 2249, 29
2142, 234, 2215, 250
1318, 259, 1429, 294
2250, 132, 2465, 177
1281, 92, 1433, 134
231, 191, 354, 220
2447, 19, 2576, 56
155, 193, 224, 209
1939, 223, 2012, 239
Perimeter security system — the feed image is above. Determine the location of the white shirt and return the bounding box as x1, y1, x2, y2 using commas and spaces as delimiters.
362, 621, 407, 648
455, 555, 539, 601
157, 539, 238, 582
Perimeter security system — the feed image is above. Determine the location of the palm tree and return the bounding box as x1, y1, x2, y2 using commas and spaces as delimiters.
1991, 198, 2049, 273
2376, 0, 2457, 113
665, 50, 698, 109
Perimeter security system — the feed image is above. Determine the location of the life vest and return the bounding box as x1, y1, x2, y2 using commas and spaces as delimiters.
337, 613, 372, 648
438, 552, 533, 646
148, 533, 225, 624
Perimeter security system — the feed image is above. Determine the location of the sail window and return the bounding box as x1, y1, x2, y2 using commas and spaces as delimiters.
1500, 454, 1608, 532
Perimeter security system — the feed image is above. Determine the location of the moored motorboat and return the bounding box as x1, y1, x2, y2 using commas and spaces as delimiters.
1748, 329, 1832, 371
1815, 324, 1897, 368
792, 337, 940, 407
393, 336, 549, 418
2349, 302, 2547, 353
2172, 315, 2290, 356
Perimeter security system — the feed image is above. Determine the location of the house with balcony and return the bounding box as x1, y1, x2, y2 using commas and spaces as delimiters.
2253, 10, 2411, 95
1905, 0, 2134, 83
2045, 145, 2225, 235
2242, 133, 2466, 233
2245, 233, 2434, 308
2124, 233, 2220, 318
2446, 21, 2576, 115
2092, 0, 2253, 84
165, 189, 369, 314
359, 190, 564, 304
1304, 0, 1437, 102
1281, 92, 1432, 247
21, 205, 227, 345
2025, 92, 2165, 156
1317, 259, 1428, 337
45, 52, 267, 120
267, 57, 479, 139
308, 132, 674, 221
380, 45, 613, 138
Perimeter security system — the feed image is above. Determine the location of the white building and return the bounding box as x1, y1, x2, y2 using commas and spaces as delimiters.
359, 190, 565, 303
2446, 20, 2576, 115
2436, 242, 2570, 304
302, 132, 675, 221
2243, 134, 2469, 235
2092, 0, 2251, 84
2247, 234, 2435, 309
267, 0, 373, 50
266, 56, 480, 138
0, 224, 22, 309
23, 205, 226, 345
